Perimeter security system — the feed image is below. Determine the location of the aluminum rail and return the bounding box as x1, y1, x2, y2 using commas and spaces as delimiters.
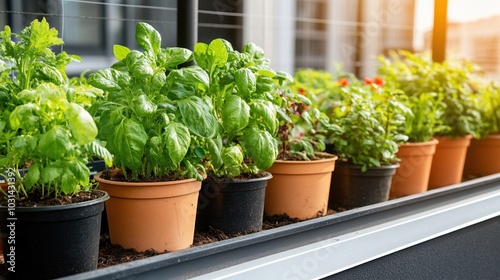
61, 173, 500, 280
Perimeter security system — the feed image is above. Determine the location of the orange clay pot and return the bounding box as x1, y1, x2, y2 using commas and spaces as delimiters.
265, 153, 337, 220
94, 173, 201, 252
390, 138, 439, 198
428, 135, 472, 189
463, 134, 500, 178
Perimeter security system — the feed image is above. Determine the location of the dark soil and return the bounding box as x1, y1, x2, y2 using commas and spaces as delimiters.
0, 190, 105, 207
0, 210, 338, 277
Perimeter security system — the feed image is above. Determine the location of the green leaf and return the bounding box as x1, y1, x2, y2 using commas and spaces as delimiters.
158, 47, 193, 70
24, 164, 40, 191
88, 68, 129, 92
37, 64, 65, 85
207, 39, 229, 68
221, 145, 243, 176
135, 22, 161, 55
206, 137, 223, 169
39, 126, 71, 159
66, 103, 98, 145
240, 127, 277, 170
126, 50, 154, 79
9, 103, 40, 130
134, 94, 157, 116
177, 95, 218, 138
68, 160, 90, 187
235, 68, 256, 97
193, 42, 209, 71
164, 66, 209, 100
60, 172, 79, 195
251, 100, 277, 133
40, 166, 62, 184
114, 44, 131, 61
112, 119, 148, 171
163, 123, 190, 166
222, 95, 250, 132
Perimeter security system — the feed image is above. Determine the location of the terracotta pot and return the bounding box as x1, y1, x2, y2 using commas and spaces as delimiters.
463, 134, 500, 178
329, 162, 399, 210
265, 153, 337, 220
428, 135, 472, 189
390, 138, 439, 198
94, 173, 201, 252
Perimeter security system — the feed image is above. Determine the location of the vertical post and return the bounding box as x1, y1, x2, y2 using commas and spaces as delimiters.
177, 0, 198, 61
432, 0, 448, 62
354, 0, 364, 77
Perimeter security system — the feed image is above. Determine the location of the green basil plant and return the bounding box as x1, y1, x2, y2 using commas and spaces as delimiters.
0, 18, 111, 199
89, 22, 218, 181
182, 38, 292, 178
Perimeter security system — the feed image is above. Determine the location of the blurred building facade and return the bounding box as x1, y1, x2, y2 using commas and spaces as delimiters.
0, 0, 415, 77
425, 16, 500, 80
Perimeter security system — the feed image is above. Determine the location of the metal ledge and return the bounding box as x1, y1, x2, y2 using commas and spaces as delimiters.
61, 173, 500, 280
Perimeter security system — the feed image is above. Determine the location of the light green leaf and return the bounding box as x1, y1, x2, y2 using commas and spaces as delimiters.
39, 126, 71, 159
114, 44, 131, 61
135, 22, 161, 55
66, 103, 98, 145
40, 166, 62, 184
60, 172, 79, 195
221, 145, 243, 176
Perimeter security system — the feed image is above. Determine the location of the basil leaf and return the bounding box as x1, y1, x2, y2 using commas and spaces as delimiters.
126, 50, 154, 79
136, 22, 161, 55
66, 103, 98, 145
39, 126, 71, 159
235, 68, 256, 97
240, 127, 278, 170
221, 95, 250, 132
89, 68, 128, 92
178, 95, 218, 138
114, 44, 131, 61
112, 119, 148, 171
163, 123, 190, 166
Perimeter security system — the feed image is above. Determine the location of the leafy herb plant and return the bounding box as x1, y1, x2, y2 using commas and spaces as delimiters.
378, 50, 482, 138
89, 22, 217, 181
0, 18, 111, 199
185, 38, 290, 178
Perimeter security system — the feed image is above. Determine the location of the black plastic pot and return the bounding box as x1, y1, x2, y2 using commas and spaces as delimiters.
197, 172, 271, 234
0, 191, 109, 280
329, 162, 399, 209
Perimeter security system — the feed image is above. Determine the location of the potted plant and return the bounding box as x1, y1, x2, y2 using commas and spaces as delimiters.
0, 18, 110, 279
88, 22, 218, 252
463, 81, 500, 178
378, 50, 482, 189
263, 72, 340, 220
378, 51, 446, 197
190, 39, 283, 234
310, 72, 409, 209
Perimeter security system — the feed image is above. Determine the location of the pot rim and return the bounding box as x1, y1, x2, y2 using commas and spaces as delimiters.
0, 190, 109, 211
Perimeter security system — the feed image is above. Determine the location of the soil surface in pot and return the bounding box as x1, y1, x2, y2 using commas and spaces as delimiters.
0, 210, 340, 277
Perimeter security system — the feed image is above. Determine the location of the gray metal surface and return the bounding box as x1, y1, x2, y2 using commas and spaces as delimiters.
61, 173, 500, 280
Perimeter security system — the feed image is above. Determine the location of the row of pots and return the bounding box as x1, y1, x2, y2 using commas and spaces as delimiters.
1, 134, 499, 279
90, 133, 500, 253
